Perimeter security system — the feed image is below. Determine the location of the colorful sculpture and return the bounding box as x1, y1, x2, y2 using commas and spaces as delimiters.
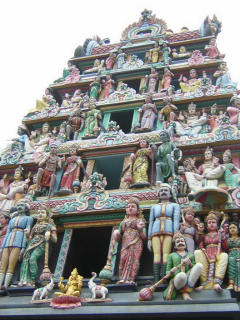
83, 59, 104, 74
105, 52, 116, 70
116, 48, 126, 69
0, 213, 10, 249
82, 98, 102, 138
36, 143, 62, 198
134, 95, 157, 132
163, 232, 202, 300
18, 206, 57, 287
0, 200, 34, 288
129, 139, 153, 187
54, 268, 83, 297
113, 197, 147, 284
195, 211, 228, 291
178, 69, 202, 93
89, 77, 101, 100
180, 206, 197, 253
102, 75, 115, 99
148, 184, 180, 281
88, 272, 108, 298
158, 97, 177, 130
174, 102, 208, 137
221, 149, 240, 189
205, 38, 225, 60
59, 148, 83, 193
145, 68, 159, 93
213, 62, 238, 90
149, 41, 162, 63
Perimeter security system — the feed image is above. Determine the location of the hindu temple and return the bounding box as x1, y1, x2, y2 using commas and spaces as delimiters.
0, 9, 240, 319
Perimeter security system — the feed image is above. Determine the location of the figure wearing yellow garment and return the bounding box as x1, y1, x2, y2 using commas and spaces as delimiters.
148, 184, 180, 281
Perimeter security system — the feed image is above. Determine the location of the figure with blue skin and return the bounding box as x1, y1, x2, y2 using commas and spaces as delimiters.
0, 200, 34, 288
116, 49, 126, 69
214, 62, 238, 90
148, 184, 180, 281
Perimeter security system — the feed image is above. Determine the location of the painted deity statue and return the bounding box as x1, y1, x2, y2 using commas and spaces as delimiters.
89, 77, 101, 100
178, 69, 202, 93
155, 130, 179, 184
195, 212, 228, 291
161, 67, 174, 90
0, 200, 34, 288
150, 41, 162, 63
0, 213, 10, 249
172, 46, 190, 59
145, 68, 159, 94
205, 38, 225, 60
163, 232, 202, 300
225, 222, 240, 292
180, 206, 197, 253
227, 96, 240, 125
54, 268, 83, 297
159, 97, 177, 130
129, 139, 153, 188
65, 65, 81, 83
161, 42, 171, 65
113, 197, 147, 284
59, 148, 83, 193
27, 88, 57, 115
83, 59, 104, 74
32, 122, 52, 153
134, 95, 158, 132
102, 75, 115, 100
82, 98, 102, 138
184, 147, 225, 193
148, 184, 181, 281
116, 49, 126, 69
18, 206, 57, 287
0, 166, 29, 213
221, 149, 240, 189
174, 102, 208, 138
36, 143, 62, 198
61, 93, 72, 109
105, 52, 116, 70
213, 62, 238, 90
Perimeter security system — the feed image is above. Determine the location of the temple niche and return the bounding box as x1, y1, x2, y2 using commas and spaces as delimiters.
1, 8, 240, 319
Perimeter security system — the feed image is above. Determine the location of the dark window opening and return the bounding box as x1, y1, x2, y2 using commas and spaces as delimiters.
110, 110, 134, 134
136, 29, 152, 36
63, 227, 112, 279
123, 78, 141, 93
93, 154, 124, 190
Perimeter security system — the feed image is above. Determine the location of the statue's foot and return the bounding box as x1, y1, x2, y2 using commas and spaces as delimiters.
182, 292, 192, 300
214, 283, 222, 293
195, 285, 203, 292
226, 284, 234, 290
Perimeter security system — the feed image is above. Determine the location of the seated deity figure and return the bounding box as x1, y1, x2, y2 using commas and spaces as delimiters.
172, 46, 191, 59
83, 59, 104, 74
194, 211, 228, 292
178, 69, 202, 94
205, 38, 225, 60
184, 147, 225, 193
31, 122, 52, 153
174, 102, 208, 138
54, 268, 83, 297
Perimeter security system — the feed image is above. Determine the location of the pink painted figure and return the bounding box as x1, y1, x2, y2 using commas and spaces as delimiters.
0, 174, 10, 196
102, 75, 115, 99
105, 53, 116, 70
65, 65, 81, 83
227, 97, 240, 125
60, 148, 83, 192
180, 206, 197, 253
113, 197, 147, 284
145, 68, 159, 93
205, 38, 225, 60
162, 67, 174, 90
188, 50, 205, 65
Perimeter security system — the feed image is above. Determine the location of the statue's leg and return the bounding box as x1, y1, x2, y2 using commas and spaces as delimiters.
36, 168, 44, 191
194, 250, 209, 287
166, 154, 176, 177
215, 252, 228, 286
174, 272, 187, 290
161, 235, 173, 277
48, 174, 56, 198
155, 163, 163, 183
152, 236, 161, 282
187, 262, 203, 288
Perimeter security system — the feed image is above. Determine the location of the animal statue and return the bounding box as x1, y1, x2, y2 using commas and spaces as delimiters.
31, 276, 54, 301
88, 272, 108, 299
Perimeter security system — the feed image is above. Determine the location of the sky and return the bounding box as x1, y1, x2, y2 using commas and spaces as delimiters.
0, 0, 239, 150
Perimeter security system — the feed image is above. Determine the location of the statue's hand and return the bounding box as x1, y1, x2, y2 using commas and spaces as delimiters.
45, 230, 51, 241
147, 239, 152, 252
137, 221, 145, 231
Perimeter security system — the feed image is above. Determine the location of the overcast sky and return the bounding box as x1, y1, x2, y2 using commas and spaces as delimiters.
0, 0, 239, 150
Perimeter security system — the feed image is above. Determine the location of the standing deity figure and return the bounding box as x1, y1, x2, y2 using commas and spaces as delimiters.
159, 97, 178, 130
145, 68, 159, 94
89, 77, 101, 101
163, 232, 203, 300
225, 222, 240, 292
194, 212, 228, 291
161, 42, 171, 65
174, 102, 208, 138
0, 213, 10, 250
0, 200, 34, 288
60, 148, 83, 193
221, 149, 240, 189
105, 52, 116, 70
70, 89, 83, 110
178, 69, 202, 93
36, 143, 62, 198
113, 197, 147, 284
116, 49, 126, 69
180, 206, 197, 253
148, 184, 180, 281
155, 130, 180, 184
102, 75, 115, 100
65, 65, 81, 83
82, 98, 102, 138
161, 67, 174, 90
129, 139, 153, 187
134, 95, 158, 132
150, 42, 162, 63
18, 206, 57, 287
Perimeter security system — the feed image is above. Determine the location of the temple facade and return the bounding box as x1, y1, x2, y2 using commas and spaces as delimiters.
0, 9, 240, 319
